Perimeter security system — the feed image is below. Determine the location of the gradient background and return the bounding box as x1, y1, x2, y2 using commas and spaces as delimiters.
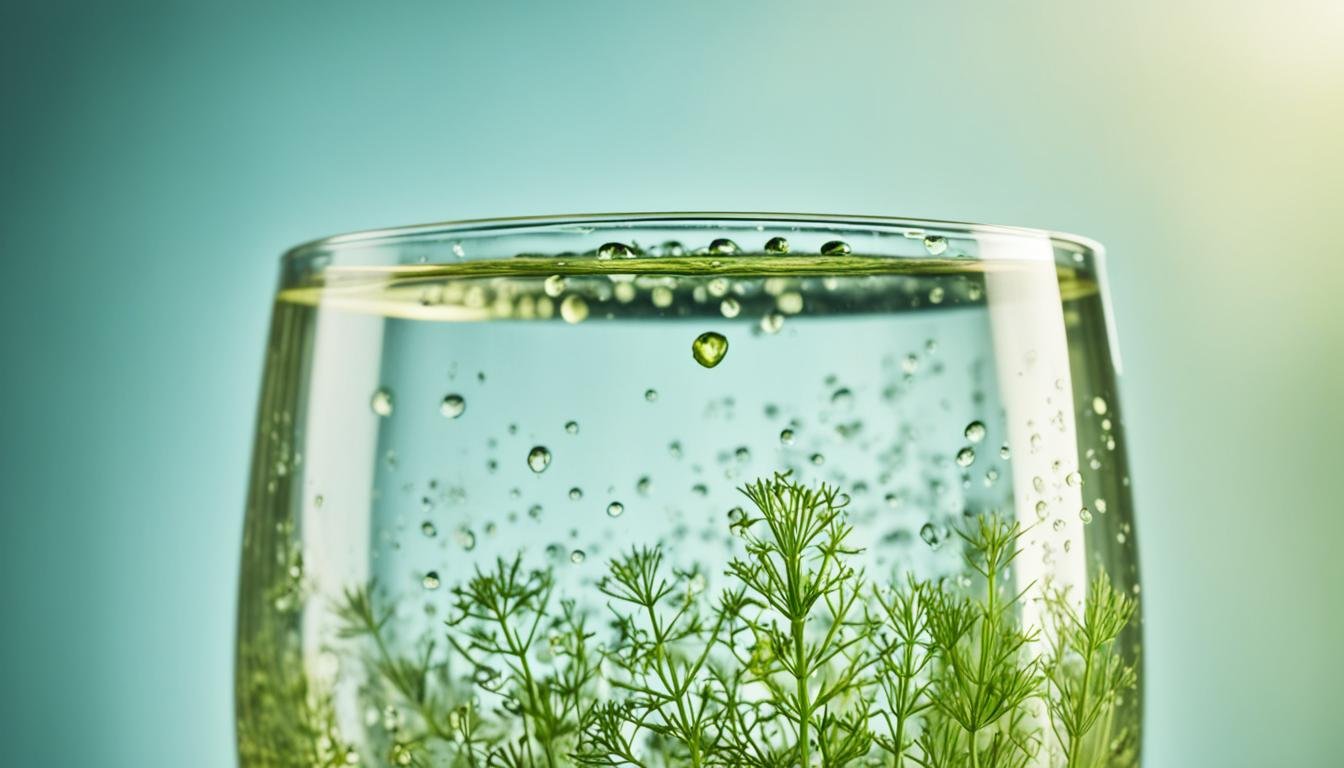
2, 2, 1340, 766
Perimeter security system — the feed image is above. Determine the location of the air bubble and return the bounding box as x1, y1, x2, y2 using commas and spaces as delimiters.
1065, 471, 1082, 487
597, 242, 634, 260
455, 527, 476, 550
422, 571, 441, 591
708, 238, 739, 255
820, 240, 851, 256
569, 549, 586, 564
644, 388, 659, 402
543, 275, 566, 297
955, 447, 976, 467
920, 523, 944, 548
421, 521, 437, 537
1079, 507, 1093, 524
760, 312, 785, 334
1092, 396, 1108, 415
560, 295, 589, 324
922, 235, 948, 256
606, 501, 624, 518
780, 428, 795, 445
564, 420, 579, 435
776, 292, 804, 314
964, 420, 987, 443
568, 487, 583, 501
764, 236, 790, 254
719, 297, 741, 318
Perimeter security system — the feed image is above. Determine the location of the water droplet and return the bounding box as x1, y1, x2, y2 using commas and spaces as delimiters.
440, 394, 466, 419
1053, 519, 1066, 532
760, 311, 785, 334
810, 452, 825, 466
919, 523, 943, 548
719, 297, 741, 318
422, 571, 441, 590
527, 446, 552, 473
692, 331, 729, 368
564, 420, 579, 435
964, 420, 987, 443
820, 240, 851, 256
421, 521, 437, 537
955, 447, 976, 467
560, 295, 589, 324
597, 242, 634, 260
543, 274, 566, 297
569, 549, 586, 564
1033, 476, 1046, 493
779, 428, 795, 445
1092, 396, 1109, 415
1079, 507, 1093, 524
764, 236, 790, 254
1065, 471, 1082, 487
370, 388, 394, 416
606, 501, 624, 518
708, 238, 739, 255
455, 527, 476, 551
1035, 500, 1049, 519
923, 235, 948, 256
568, 487, 583, 500
644, 388, 659, 402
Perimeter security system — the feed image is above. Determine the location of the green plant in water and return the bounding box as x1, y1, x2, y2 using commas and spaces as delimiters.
324, 472, 1137, 768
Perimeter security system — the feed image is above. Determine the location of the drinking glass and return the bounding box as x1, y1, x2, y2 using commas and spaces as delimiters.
237, 214, 1142, 768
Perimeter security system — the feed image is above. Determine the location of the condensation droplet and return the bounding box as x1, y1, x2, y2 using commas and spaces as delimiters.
560, 295, 589, 324
370, 388, 394, 417
1065, 471, 1082, 487
606, 501, 624, 518
719, 297, 741, 318
764, 236, 790, 254
708, 238, 739, 255
1053, 519, 1066, 532
543, 274, 566, 297
692, 331, 729, 368
1035, 500, 1049, 520
923, 235, 948, 256
1079, 507, 1094, 524
527, 446, 552, 473
964, 420, 987, 443
422, 571, 441, 591
1033, 476, 1045, 493
820, 240, 851, 256
955, 447, 976, 467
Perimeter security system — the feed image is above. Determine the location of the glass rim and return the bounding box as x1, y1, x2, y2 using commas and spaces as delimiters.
282, 211, 1104, 262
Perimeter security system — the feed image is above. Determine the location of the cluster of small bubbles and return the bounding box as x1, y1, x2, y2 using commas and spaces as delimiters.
606, 501, 624, 518
636, 475, 651, 495
560, 294, 589, 324
564, 420, 579, 435
963, 420, 987, 443
527, 446, 552, 473
919, 522, 945, 548
955, 447, 976, 467
692, 331, 730, 368
543, 274, 566, 297
568, 487, 583, 501
1094, 498, 1108, 514
1065, 471, 1082, 487
922, 235, 948, 256
421, 521, 437, 537
569, 549, 586, 564
764, 236, 790, 254
370, 387, 394, 417
928, 286, 945, 304
1092, 396, 1109, 415
644, 388, 659, 402
779, 428, 795, 445
719, 297, 741, 318
810, 452, 826, 466
455, 527, 477, 551
422, 571, 441, 591
1079, 507, 1094, 524
760, 311, 785, 334
597, 242, 634, 260
820, 240, 851, 256
777, 291, 804, 314
708, 238, 739, 255
1035, 500, 1049, 520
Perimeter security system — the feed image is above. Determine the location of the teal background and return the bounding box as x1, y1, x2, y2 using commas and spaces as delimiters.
2, 1, 1340, 765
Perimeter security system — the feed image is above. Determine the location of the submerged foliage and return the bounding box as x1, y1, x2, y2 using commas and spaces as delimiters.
323, 473, 1138, 768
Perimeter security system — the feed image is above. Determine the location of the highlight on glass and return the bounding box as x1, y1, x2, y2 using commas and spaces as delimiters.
237, 213, 1142, 768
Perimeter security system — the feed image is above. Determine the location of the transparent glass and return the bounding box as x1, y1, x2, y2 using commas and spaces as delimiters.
237, 213, 1142, 768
